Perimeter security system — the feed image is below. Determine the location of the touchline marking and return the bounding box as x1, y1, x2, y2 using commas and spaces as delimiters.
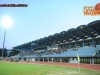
30, 62, 100, 71
18, 62, 100, 71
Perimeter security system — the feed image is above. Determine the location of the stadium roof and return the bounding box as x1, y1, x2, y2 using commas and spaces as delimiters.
13, 20, 100, 49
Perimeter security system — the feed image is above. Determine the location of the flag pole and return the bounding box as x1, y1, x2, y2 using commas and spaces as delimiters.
77, 54, 80, 73
78, 61, 80, 73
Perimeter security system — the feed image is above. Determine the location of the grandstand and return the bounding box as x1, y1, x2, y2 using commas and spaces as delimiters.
12, 20, 100, 64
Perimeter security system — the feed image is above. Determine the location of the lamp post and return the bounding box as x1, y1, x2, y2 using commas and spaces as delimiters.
1, 16, 13, 58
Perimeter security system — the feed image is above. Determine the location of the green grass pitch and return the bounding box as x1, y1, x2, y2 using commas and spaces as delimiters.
0, 61, 100, 75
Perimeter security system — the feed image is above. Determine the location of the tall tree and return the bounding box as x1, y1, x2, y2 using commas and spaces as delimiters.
0, 48, 7, 57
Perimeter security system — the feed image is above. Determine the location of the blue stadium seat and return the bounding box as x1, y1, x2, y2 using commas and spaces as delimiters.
41, 45, 100, 57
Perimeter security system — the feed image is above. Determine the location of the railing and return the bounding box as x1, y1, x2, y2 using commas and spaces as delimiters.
92, 47, 100, 56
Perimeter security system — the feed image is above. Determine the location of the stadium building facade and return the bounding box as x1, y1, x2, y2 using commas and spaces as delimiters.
13, 20, 100, 64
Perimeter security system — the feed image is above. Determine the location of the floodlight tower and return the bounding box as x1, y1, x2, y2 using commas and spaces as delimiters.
1, 16, 13, 57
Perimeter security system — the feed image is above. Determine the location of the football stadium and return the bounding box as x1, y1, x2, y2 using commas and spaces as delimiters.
0, 20, 100, 75
12, 20, 100, 64
2, 20, 99, 75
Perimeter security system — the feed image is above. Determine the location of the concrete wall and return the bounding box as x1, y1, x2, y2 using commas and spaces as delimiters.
32, 58, 35, 61
69, 58, 79, 63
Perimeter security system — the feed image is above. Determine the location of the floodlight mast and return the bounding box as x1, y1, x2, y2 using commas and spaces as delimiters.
2, 28, 6, 57
1, 16, 13, 58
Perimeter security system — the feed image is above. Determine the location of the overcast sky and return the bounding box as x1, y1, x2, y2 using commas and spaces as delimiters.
0, 0, 100, 49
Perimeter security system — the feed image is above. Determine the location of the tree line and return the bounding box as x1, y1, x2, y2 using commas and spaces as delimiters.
0, 48, 20, 57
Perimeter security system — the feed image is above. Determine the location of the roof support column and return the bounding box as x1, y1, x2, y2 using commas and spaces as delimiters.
68, 43, 70, 49
43, 58, 44, 62
83, 40, 85, 46
63, 44, 64, 48
92, 38, 94, 46
75, 41, 77, 47
60, 58, 62, 63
